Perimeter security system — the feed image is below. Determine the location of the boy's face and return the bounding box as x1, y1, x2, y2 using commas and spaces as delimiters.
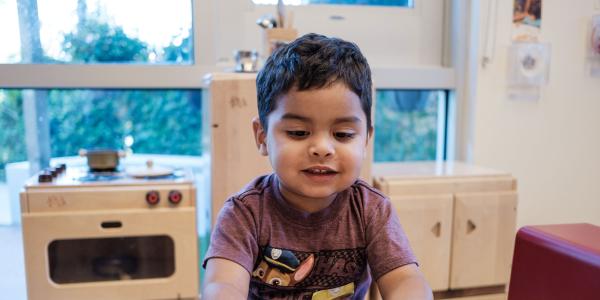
253, 83, 372, 212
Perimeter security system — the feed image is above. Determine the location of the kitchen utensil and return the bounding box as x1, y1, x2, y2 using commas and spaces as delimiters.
277, 0, 285, 28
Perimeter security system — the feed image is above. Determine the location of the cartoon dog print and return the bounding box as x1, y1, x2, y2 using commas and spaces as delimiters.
252, 246, 315, 287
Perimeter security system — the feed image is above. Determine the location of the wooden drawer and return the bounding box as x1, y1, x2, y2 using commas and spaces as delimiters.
375, 176, 516, 196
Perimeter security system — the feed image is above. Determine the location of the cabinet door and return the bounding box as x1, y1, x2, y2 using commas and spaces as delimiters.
450, 191, 517, 289
389, 194, 453, 291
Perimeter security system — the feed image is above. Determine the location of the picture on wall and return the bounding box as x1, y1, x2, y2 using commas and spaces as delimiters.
512, 0, 542, 42
507, 42, 551, 101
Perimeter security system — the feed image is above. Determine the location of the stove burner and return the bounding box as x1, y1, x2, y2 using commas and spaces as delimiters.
79, 172, 124, 182
77, 169, 182, 183
133, 174, 179, 180
89, 167, 118, 173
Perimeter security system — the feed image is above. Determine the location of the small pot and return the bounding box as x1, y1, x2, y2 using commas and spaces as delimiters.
79, 149, 123, 171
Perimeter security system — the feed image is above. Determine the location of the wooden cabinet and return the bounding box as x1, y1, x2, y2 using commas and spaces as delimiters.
372, 161, 517, 297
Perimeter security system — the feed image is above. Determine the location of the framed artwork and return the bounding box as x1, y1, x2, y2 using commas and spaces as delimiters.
507, 42, 551, 101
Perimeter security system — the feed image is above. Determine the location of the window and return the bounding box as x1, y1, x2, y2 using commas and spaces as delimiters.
374, 90, 448, 162
1, 0, 192, 64
0, 89, 201, 174
252, 0, 413, 7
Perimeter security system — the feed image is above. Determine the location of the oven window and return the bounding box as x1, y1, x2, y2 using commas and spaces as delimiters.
48, 235, 175, 284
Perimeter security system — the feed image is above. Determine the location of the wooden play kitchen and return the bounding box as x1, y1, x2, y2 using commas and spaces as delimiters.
19, 163, 199, 300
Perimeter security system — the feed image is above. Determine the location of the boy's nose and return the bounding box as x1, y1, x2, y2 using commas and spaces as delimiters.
309, 135, 334, 158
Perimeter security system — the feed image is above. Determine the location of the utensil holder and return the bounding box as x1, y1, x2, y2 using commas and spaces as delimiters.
262, 28, 298, 58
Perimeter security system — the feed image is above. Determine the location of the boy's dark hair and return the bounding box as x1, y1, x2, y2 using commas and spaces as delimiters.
256, 33, 372, 130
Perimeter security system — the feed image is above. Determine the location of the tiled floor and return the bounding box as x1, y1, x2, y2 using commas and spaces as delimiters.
0, 225, 27, 300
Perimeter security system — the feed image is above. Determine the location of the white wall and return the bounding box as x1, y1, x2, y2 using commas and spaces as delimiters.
471, 0, 600, 227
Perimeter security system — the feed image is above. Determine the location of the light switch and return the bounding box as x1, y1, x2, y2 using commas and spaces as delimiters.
596, 0, 600, 10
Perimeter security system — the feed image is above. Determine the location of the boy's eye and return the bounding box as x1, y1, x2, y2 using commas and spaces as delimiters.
286, 130, 310, 138
334, 132, 356, 140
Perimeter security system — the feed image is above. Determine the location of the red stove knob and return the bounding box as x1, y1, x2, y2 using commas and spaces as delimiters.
168, 190, 183, 205
146, 191, 160, 205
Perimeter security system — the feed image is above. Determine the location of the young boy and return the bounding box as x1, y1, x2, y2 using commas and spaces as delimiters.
203, 33, 432, 299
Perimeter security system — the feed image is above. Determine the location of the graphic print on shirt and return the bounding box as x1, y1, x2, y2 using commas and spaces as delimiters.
251, 246, 366, 299
252, 246, 315, 287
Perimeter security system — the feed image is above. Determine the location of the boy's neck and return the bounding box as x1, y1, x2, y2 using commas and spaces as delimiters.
277, 181, 338, 214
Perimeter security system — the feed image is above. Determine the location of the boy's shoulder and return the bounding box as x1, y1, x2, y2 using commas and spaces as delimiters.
351, 178, 389, 204
227, 173, 275, 204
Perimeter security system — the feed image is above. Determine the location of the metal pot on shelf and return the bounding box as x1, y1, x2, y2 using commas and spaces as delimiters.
79, 149, 125, 172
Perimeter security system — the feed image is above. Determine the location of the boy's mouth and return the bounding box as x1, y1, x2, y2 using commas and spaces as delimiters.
302, 166, 337, 175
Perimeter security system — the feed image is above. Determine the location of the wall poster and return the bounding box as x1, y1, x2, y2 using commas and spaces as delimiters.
512, 0, 542, 42
507, 42, 551, 101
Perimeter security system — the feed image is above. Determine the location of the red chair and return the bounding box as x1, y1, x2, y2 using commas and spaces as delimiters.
508, 223, 600, 300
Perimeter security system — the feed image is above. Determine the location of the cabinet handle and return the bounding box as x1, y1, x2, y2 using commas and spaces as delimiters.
467, 219, 477, 234
431, 221, 441, 237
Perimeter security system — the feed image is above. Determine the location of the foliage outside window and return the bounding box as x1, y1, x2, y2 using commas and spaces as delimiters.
0, 89, 202, 182
1, 0, 192, 64
374, 90, 444, 162
0, 92, 26, 182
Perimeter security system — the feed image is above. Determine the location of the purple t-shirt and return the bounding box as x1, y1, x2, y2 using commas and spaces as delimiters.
203, 174, 416, 299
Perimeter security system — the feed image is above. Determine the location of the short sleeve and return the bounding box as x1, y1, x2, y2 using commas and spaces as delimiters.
365, 196, 417, 280
202, 196, 260, 274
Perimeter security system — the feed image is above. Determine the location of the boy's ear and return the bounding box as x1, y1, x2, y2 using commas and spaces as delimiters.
252, 117, 269, 156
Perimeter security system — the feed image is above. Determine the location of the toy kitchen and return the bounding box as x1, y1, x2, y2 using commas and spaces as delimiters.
19, 150, 199, 300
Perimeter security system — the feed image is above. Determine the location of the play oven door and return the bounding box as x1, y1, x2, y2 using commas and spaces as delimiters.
21, 208, 198, 300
